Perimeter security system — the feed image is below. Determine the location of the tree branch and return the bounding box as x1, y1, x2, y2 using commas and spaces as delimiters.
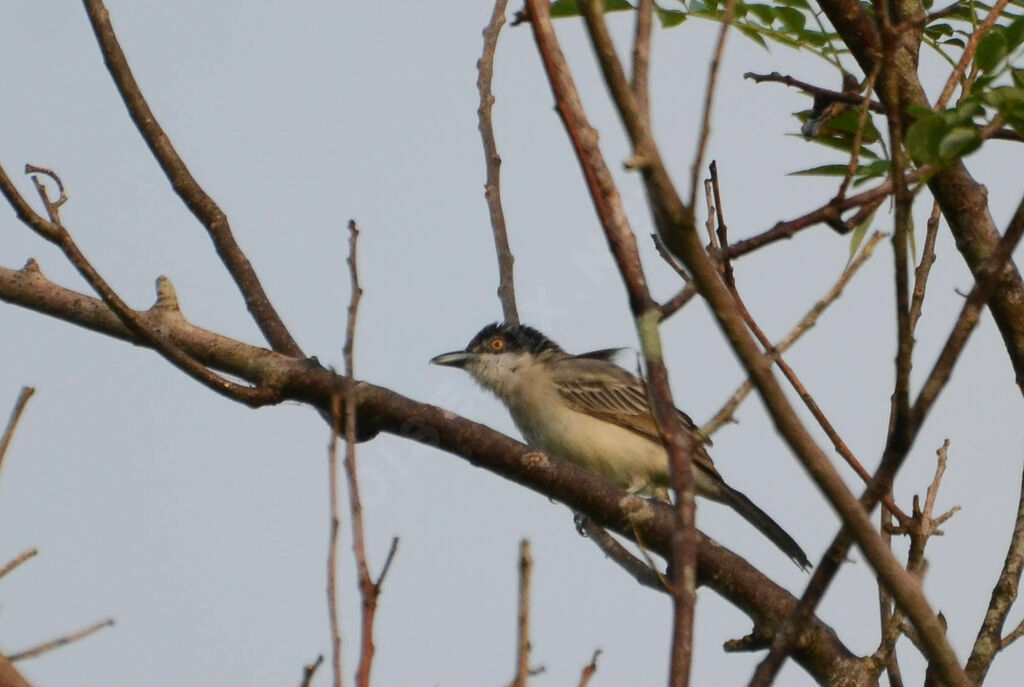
0, 263, 867, 685
80, 0, 302, 357
477, 0, 519, 325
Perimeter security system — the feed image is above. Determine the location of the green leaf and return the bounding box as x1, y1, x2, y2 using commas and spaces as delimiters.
976, 29, 1008, 72
1006, 16, 1024, 49
1012, 69, 1024, 88
905, 113, 946, 164
656, 7, 687, 27
847, 211, 873, 264
942, 37, 966, 48
788, 163, 852, 177
737, 23, 770, 48
550, 0, 634, 17
937, 125, 982, 160
747, 3, 776, 24
775, 6, 807, 32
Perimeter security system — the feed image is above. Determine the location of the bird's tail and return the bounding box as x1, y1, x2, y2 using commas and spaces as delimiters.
721, 486, 811, 571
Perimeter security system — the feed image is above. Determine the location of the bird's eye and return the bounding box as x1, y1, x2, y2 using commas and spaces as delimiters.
490, 338, 505, 352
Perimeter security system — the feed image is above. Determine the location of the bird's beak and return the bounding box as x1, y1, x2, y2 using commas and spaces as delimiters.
430, 351, 478, 368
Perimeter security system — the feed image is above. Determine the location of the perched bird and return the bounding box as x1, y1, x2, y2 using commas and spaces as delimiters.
431, 322, 810, 570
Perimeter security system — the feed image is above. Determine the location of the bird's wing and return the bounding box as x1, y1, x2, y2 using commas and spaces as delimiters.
550, 357, 720, 476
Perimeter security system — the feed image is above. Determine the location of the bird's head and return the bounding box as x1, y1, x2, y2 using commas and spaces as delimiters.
430, 322, 563, 397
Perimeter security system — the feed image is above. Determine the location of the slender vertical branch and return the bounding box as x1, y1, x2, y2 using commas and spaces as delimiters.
525, 3, 698, 683
631, 0, 654, 122
689, 0, 737, 206
511, 539, 533, 687
327, 396, 344, 687
477, 0, 519, 325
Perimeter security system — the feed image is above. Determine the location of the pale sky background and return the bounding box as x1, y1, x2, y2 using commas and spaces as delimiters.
1, 2, 1022, 686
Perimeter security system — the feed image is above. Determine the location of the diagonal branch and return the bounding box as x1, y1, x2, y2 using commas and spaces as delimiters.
81, 0, 302, 357
0, 262, 870, 684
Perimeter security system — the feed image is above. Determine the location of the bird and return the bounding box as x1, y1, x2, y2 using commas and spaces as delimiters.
431, 322, 811, 570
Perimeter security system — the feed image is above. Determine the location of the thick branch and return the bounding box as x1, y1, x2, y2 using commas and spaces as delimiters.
0, 264, 867, 685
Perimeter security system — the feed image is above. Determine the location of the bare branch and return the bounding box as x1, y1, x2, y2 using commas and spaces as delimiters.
703, 231, 884, 438
744, 71, 884, 113
80, 0, 302, 356
477, 0, 519, 325
9, 618, 115, 662
0, 164, 280, 407
631, 0, 653, 121
0, 262, 868, 684
327, 395, 343, 687
0, 548, 38, 581
934, 0, 1013, 110
510, 539, 534, 687
0, 387, 34, 476
525, 3, 699, 682
577, 515, 666, 593
690, 0, 737, 206
577, 649, 602, 687
299, 655, 324, 687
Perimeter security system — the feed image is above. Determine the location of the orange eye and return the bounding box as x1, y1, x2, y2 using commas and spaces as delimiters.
490, 338, 505, 352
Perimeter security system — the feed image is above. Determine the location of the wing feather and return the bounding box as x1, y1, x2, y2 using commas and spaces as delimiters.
550, 356, 719, 477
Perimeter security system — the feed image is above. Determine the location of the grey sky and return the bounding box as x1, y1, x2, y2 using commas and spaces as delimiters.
1, 2, 1022, 685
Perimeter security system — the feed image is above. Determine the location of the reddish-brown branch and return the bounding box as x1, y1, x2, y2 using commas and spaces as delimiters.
525, 3, 698, 683
577, 649, 602, 687
80, 0, 302, 357
477, 0, 519, 325
744, 71, 885, 113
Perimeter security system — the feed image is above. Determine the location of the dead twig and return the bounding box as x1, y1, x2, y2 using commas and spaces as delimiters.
0, 548, 38, 581
299, 655, 324, 687
577, 515, 667, 593
935, 0, 1013, 110
577, 649, 602, 687
510, 539, 536, 687
0, 387, 35, 476
9, 618, 115, 661
477, 0, 519, 325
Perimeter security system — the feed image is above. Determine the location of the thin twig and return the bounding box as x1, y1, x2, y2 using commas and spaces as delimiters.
744, 71, 884, 113
299, 655, 324, 687
0, 164, 280, 407
703, 231, 886, 436
81, 0, 302, 356
690, 0, 738, 206
9, 618, 115, 661
341, 220, 387, 687
577, 515, 667, 592
908, 202, 941, 335
835, 64, 881, 203
477, 0, 519, 325
511, 539, 533, 687
0, 548, 38, 580
577, 649, 602, 687
935, 0, 1012, 110
0, 387, 35, 475
527, 4, 699, 684
327, 395, 343, 687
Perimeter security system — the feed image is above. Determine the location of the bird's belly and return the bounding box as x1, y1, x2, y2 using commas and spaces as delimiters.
511, 404, 668, 491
